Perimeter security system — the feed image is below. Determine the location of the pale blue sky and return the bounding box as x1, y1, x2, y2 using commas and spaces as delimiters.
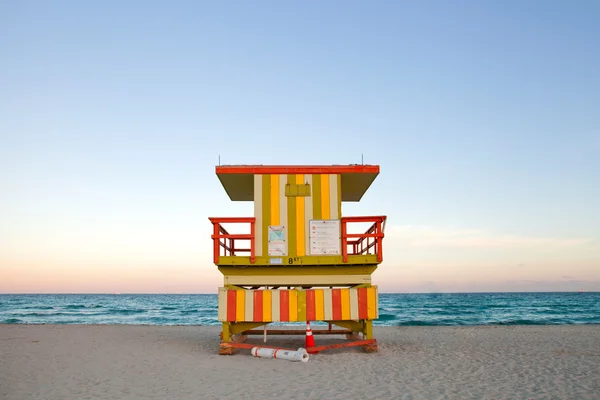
1, 1, 599, 293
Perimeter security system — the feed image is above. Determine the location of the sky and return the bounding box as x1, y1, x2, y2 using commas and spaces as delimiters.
1, 0, 599, 293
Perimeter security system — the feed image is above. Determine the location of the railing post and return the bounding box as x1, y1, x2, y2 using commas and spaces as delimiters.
376, 219, 383, 263
212, 221, 220, 264
250, 219, 256, 264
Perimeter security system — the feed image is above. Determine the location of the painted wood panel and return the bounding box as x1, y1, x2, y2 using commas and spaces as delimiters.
217, 287, 379, 323
253, 173, 342, 259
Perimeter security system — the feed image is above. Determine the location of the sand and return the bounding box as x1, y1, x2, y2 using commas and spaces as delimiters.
1, 324, 599, 400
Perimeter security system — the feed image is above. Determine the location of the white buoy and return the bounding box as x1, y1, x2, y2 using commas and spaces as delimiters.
250, 347, 309, 362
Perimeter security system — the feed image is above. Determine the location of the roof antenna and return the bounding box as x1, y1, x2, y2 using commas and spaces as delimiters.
218, 155, 221, 166
361, 153, 364, 165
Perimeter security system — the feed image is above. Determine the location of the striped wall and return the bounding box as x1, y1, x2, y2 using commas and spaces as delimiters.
254, 174, 342, 257
217, 287, 378, 322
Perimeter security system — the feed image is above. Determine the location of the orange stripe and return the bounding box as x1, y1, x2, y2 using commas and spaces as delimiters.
253, 291, 263, 322
358, 288, 368, 319
280, 290, 289, 322
227, 290, 237, 321
305, 290, 316, 321
332, 289, 342, 320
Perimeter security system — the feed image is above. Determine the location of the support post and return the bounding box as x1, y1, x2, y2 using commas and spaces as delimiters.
364, 320, 373, 339
220, 322, 234, 355
222, 322, 231, 342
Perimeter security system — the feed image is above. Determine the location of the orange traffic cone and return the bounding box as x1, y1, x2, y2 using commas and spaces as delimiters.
305, 321, 318, 354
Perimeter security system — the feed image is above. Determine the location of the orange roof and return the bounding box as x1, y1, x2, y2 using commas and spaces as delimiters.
216, 164, 380, 202
216, 164, 379, 175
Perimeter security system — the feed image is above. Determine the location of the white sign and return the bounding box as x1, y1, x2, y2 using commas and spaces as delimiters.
268, 225, 286, 256
309, 220, 341, 255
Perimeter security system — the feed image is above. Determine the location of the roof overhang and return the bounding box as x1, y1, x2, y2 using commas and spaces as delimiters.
216, 165, 380, 202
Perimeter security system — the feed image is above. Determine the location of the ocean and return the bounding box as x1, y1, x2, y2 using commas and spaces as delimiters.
1, 292, 598, 326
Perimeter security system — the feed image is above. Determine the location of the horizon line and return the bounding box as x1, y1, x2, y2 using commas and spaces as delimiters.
0, 290, 597, 295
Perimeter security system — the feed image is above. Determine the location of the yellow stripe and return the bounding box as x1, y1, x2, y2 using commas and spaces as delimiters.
315, 289, 324, 320
279, 175, 288, 255
289, 290, 298, 321
329, 174, 339, 219
270, 174, 279, 225
254, 175, 263, 256
337, 173, 342, 218
321, 174, 330, 219
312, 173, 322, 220
295, 174, 305, 256
263, 290, 272, 322
236, 289, 245, 321
297, 290, 306, 321
287, 175, 297, 257
367, 287, 377, 319
341, 288, 350, 320
262, 175, 271, 256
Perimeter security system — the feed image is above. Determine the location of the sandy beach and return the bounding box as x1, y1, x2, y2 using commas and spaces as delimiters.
1, 325, 599, 399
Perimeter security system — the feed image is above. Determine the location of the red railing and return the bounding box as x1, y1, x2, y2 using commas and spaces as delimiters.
209, 215, 386, 265
209, 217, 256, 264
341, 216, 387, 263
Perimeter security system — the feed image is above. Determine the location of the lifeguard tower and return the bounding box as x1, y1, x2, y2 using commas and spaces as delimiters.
209, 165, 386, 354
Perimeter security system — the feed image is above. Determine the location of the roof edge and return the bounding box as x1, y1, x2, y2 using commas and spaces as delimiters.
216, 164, 380, 175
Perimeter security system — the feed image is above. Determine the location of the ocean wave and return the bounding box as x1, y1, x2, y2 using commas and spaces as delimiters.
14, 312, 57, 317
106, 309, 147, 315
495, 319, 559, 325
64, 304, 103, 309
9, 312, 92, 317
139, 316, 182, 324
396, 320, 441, 326
428, 309, 477, 316
179, 309, 200, 315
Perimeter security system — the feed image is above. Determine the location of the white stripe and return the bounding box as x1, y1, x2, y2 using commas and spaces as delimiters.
272, 290, 281, 322
245, 290, 254, 322
349, 288, 359, 320
217, 287, 227, 321
323, 289, 333, 320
